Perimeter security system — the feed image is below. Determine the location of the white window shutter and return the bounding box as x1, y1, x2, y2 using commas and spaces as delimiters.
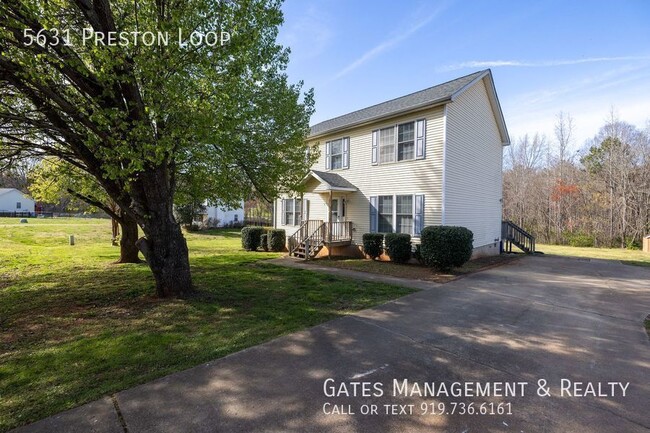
416, 119, 426, 159
342, 137, 350, 169
325, 141, 331, 170
371, 130, 378, 165
414, 194, 425, 235
281, 199, 286, 225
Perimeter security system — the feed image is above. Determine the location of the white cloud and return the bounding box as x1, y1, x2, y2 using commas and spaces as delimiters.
438, 56, 650, 72
332, 5, 447, 80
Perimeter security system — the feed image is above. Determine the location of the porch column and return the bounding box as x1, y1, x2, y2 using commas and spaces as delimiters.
328, 190, 333, 259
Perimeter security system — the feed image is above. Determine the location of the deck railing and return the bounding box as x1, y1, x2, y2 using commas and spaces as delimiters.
502, 220, 535, 253
288, 219, 323, 254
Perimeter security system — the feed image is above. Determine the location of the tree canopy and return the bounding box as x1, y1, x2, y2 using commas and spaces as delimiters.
0, 0, 316, 296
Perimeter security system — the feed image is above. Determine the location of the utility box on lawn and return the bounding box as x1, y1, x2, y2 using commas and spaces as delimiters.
644, 235, 650, 253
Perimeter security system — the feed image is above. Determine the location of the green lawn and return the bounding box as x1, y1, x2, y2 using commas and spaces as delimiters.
537, 243, 650, 267
0, 218, 415, 432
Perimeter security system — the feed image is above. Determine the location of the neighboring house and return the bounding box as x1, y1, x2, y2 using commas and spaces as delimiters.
275, 69, 511, 259
203, 201, 244, 227
0, 188, 35, 215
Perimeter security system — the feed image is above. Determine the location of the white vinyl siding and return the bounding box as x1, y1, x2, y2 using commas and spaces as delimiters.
444, 77, 504, 248
276, 107, 445, 244
0, 189, 35, 213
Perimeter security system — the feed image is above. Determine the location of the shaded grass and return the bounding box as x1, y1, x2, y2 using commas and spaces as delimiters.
537, 243, 650, 267
0, 218, 415, 431
306, 254, 518, 283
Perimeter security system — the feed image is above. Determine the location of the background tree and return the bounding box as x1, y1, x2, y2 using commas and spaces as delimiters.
503, 110, 650, 248
0, 0, 315, 296
29, 158, 141, 262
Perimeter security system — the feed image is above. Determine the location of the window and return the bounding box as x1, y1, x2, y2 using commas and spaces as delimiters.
372, 119, 426, 165
396, 195, 413, 234
329, 139, 343, 169
370, 194, 424, 235
16, 202, 21, 209
397, 123, 415, 161
282, 198, 302, 226
379, 127, 395, 164
326, 137, 349, 170
377, 196, 393, 233
234, 214, 239, 222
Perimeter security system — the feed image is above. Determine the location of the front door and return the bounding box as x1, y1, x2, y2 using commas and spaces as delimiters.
330, 198, 345, 239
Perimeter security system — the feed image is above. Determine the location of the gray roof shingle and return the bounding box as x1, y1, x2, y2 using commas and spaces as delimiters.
309, 170, 357, 190
310, 70, 487, 137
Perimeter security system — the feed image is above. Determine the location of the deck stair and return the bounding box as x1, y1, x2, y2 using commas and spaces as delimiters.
288, 220, 352, 259
502, 220, 536, 253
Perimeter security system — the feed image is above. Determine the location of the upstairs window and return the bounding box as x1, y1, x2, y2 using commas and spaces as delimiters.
397, 122, 415, 161
330, 139, 343, 169
16, 202, 21, 209
379, 127, 395, 164
372, 119, 426, 165
325, 137, 349, 170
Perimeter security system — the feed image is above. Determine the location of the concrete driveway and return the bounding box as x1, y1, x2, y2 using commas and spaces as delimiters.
12, 255, 650, 433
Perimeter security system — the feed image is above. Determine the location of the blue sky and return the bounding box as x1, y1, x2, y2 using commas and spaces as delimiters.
278, 0, 650, 150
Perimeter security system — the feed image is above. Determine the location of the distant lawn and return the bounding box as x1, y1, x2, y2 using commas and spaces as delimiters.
537, 243, 650, 267
0, 218, 415, 432
307, 254, 519, 283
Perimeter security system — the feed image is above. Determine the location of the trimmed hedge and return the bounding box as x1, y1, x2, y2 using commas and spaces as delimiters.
260, 234, 269, 251
384, 233, 412, 263
241, 226, 264, 251
420, 225, 473, 270
268, 229, 286, 252
362, 233, 384, 260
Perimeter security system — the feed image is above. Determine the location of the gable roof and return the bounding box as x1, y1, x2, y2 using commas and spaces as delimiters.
0, 188, 20, 196
309, 69, 510, 145
301, 170, 357, 192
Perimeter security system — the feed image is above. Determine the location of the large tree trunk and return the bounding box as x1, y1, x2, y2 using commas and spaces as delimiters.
117, 214, 142, 264
129, 168, 193, 297
136, 220, 192, 297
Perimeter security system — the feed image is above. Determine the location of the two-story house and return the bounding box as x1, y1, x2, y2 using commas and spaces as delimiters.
275, 69, 510, 259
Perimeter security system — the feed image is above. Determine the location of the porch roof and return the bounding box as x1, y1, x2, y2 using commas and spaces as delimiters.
301, 170, 358, 192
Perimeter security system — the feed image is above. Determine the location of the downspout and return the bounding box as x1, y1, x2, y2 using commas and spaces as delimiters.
328, 190, 333, 259
441, 104, 448, 225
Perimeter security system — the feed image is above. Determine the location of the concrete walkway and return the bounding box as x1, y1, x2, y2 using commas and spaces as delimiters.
11, 255, 650, 433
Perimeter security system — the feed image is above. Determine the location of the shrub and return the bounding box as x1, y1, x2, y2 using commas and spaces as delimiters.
260, 234, 269, 251
420, 225, 473, 270
362, 233, 384, 260
241, 226, 264, 251
566, 232, 594, 247
384, 233, 412, 263
268, 229, 286, 252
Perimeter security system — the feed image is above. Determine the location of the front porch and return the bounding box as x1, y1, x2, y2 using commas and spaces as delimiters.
286, 170, 358, 259
288, 220, 354, 259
